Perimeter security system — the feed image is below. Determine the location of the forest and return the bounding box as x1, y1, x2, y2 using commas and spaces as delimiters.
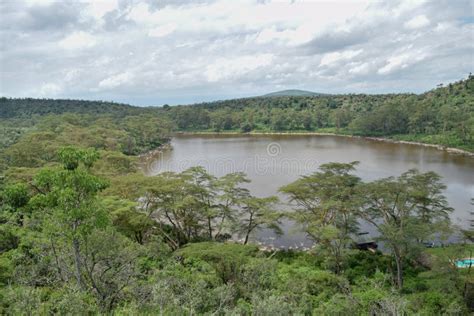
0, 76, 473, 314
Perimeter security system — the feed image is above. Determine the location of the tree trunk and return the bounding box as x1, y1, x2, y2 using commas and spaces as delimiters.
208, 217, 213, 240
243, 213, 253, 245
394, 248, 403, 289
50, 237, 65, 282
243, 232, 250, 245
73, 236, 84, 289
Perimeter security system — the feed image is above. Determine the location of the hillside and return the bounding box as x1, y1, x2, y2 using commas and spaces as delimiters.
0, 97, 142, 119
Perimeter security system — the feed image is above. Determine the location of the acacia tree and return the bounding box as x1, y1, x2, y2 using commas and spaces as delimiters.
28, 147, 144, 311
214, 172, 250, 239
182, 166, 218, 239
358, 169, 452, 289
238, 196, 281, 245
145, 172, 201, 248
280, 162, 361, 273
461, 198, 474, 243
145, 168, 256, 248
32, 147, 109, 289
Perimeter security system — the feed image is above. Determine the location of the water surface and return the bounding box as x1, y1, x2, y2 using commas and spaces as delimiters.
143, 134, 474, 247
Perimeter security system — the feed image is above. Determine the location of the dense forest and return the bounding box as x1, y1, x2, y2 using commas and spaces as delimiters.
0, 76, 473, 314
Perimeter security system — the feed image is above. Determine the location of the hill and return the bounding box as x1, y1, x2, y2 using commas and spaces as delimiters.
262, 89, 324, 97
0, 97, 142, 119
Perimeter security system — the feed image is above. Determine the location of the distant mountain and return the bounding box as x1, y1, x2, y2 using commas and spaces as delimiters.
262, 89, 324, 97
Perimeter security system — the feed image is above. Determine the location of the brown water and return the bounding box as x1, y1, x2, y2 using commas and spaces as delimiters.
143, 134, 474, 247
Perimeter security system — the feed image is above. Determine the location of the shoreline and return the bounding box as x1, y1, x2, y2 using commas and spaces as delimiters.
173, 131, 474, 158
138, 143, 172, 160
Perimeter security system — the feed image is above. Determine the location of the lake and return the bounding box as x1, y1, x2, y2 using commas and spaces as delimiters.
142, 134, 474, 248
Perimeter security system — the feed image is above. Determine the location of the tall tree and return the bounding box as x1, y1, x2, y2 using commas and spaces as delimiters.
280, 162, 361, 273
358, 169, 452, 289
238, 196, 281, 245
31, 147, 109, 289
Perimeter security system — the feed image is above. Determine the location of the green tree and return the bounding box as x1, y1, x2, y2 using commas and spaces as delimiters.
31, 147, 109, 289
214, 172, 250, 239
238, 196, 281, 245
280, 162, 361, 273
1, 183, 30, 226
358, 169, 452, 289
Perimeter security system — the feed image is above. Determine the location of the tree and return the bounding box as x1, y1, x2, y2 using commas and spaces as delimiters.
1, 183, 30, 226
31, 147, 109, 289
182, 167, 218, 239
280, 162, 361, 273
461, 199, 474, 243
214, 172, 250, 239
240, 121, 253, 133
238, 196, 281, 245
80, 228, 143, 311
358, 169, 452, 289
142, 168, 256, 248
103, 197, 154, 244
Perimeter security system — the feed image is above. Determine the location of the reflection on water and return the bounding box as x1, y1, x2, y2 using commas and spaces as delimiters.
142, 134, 474, 247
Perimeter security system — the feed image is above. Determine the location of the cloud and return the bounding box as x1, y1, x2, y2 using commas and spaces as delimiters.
320, 49, 363, 66
349, 62, 371, 75
378, 49, 428, 75
0, 0, 472, 105
98, 72, 133, 89
404, 15, 430, 29
148, 24, 177, 37
39, 83, 61, 96
205, 54, 274, 82
86, 0, 118, 19
58, 31, 96, 50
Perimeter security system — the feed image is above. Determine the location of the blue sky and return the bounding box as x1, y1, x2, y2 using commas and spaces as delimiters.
0, 0, 473, 106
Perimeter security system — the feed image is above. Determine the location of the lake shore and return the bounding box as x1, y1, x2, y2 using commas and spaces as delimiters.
138, 142, 172, 160
173, 131, 474, 158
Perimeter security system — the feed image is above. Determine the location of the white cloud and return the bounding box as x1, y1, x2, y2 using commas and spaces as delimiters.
392, 0, 428, 17
148, 24, 177, 38
98, 72, 133, 89
126, 0, 367, 36
24, 0, 55, 6
320, 49, 363, 66
205, 54, 274, 82
39, 83, 61, 96
349, 62, 371, 75
378, 50, 427, 75
404, 15, 430, 29
86, 0, 118, 19
255, 25, 315, 45
64, 69, 80, 82
58, 31, 96, 50
0, 0, 472, 104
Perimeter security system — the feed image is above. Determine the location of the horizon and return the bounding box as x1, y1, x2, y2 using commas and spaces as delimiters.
1, 77, 462, 108
0, 0, 473, 106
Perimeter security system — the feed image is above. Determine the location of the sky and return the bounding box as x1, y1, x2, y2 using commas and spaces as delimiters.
0, 0, 473, 106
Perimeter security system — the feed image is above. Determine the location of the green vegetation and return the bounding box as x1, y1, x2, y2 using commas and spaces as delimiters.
160, 75, 473, 151
0, 76, 472, 314
0, 143, 472, 313
1, 75, 473, 153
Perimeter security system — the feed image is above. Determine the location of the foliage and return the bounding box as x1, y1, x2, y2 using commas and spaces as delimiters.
0, 75, 472, 313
